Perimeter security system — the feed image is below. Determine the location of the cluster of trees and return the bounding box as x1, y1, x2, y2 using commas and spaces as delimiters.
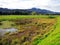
0, 8, 60, 15
0, 10, 32, 15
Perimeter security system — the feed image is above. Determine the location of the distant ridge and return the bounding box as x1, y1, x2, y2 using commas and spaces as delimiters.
0, 8, 60, 15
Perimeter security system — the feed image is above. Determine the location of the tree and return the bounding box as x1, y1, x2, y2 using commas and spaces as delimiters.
31, 12, 36, 15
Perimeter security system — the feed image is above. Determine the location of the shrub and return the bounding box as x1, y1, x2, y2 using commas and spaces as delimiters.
48, 15, 55, 18
0, 22, 2, 25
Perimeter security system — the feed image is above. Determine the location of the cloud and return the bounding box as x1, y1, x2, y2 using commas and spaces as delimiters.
0, 0, 50, 8
46, 0, 60, 12
0, 0, 60, 12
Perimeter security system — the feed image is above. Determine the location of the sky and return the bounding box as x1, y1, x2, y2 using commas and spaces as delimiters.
0, 0, 60, 12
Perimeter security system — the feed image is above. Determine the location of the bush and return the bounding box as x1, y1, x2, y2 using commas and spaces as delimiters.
0, 23, 2, 25
48, 15, 55, 18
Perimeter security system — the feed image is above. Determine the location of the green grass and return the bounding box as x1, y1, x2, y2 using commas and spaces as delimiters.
0, 21, 15, 28
37, 16, 60, 45
0, 15, 56, 21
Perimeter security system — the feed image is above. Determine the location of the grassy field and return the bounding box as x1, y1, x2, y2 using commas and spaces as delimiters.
0, 15, 60, 45
37, 16, 60, 45
0, 15, 56, 20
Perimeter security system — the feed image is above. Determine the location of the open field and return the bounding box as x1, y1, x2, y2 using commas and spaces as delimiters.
0, 15, 60, 45
0, 15, 56, 20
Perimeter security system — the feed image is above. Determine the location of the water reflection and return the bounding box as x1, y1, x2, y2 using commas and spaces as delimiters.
0, 28, 17, 36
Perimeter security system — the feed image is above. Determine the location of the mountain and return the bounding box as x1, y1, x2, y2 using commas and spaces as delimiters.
28, 8, 56, 14
0, 8, 60, 15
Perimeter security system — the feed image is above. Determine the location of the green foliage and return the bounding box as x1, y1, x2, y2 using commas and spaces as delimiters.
32, 37, 41, 45
31, 12, 36, 15
48, 15, 56, 18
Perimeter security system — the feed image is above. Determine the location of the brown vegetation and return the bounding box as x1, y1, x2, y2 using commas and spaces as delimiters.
1, 18, 56, 45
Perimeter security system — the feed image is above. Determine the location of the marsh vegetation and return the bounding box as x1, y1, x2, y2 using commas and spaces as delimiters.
0, 15, 57, 45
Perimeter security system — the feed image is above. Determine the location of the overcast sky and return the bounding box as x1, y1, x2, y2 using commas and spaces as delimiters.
0, 0, 60, 12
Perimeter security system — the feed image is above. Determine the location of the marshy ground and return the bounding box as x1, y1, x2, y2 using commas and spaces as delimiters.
0, 15, 57, 45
